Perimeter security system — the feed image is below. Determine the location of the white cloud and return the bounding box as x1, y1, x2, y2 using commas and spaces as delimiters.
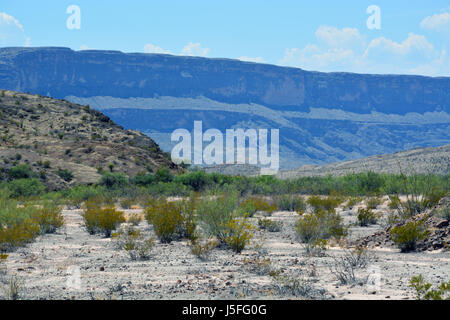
238, 56, 265, 63
420, 12, 450, 31
143, 43, 172, 54
0, 12, 30, 46
364, 33, 436, 60
181, 42, 210, 57
315, 26, 365, 50
279, 25, 449, 76
79, 44, 92, 51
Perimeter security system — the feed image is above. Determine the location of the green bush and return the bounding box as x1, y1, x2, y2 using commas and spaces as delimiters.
8, 164, 34, 180
295, 209, 347, 244
357, 208, 378, 226
7, 179, 45, 198
307, 196, 343, 213
56, 168, 74, 182
237, 196, 277, 217
409, 275, 450, 300
276, 195, 306, 212
131, 173, 156, 186
197, 193, 238, 243
390, 219, 429, 252
174, 171, 211, 191
98, 173, 129, 189
258, 218, 282, 232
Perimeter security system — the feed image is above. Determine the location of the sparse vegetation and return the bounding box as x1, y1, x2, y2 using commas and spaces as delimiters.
258, 218, 282, 232
224, 218, 255, 253
112, 225, 155, 260
390, 218, 430, 252
82, 199, 125, 237
357, 208, 378, 226
409, 275, 450, 300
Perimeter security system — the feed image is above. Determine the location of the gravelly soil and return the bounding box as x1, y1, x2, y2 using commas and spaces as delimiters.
1, 205, 449, 300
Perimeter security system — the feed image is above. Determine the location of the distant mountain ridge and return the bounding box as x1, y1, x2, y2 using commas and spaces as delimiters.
0, 47, 449, 168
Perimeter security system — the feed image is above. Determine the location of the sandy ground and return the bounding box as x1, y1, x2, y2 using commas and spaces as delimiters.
0, 203, 449, 300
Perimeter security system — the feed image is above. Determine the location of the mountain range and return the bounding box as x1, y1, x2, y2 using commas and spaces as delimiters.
0, 47, 449, 169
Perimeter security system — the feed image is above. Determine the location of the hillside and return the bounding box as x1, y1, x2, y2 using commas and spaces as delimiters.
0, 47, 448, 168
0, 90, 180, 190
277, 144, 450, 178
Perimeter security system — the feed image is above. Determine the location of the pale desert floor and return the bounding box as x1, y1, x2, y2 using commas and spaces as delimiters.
1, 203, 449, 300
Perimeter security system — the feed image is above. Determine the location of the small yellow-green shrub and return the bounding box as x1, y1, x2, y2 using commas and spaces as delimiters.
82, 200, 125, 237
357, 208, 378, 226
390, 219, 429, 252
224, 218, 255, 253
237, 197, 277, 217
295, 209, 347, 244
307, 196, 343, 213
145, 199, 183, 243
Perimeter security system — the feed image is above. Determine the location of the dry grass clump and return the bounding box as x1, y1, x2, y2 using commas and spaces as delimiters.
189, 238, 218, 261
112, 225, 155, 260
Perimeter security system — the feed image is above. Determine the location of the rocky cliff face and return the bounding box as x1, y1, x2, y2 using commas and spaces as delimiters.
0, 47, 449, 168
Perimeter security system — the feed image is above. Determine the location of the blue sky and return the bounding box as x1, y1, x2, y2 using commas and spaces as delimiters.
1, 0, 450, 76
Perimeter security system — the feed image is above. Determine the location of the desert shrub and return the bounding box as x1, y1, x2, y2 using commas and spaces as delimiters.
0, 218, 40, 252
8, 164, 34, 180
243, 257, 281, 277
224, 218, 255, 253
189, 238, 218, 261
119, 198, 135, 209
177, 194, 199, 241
98, 173, 129, 189
63, 185, 105, 208
357, 208, 378, 226
237, 197, 277, 217
276, 194, 306, 212
197, 193, 238, 243
131, 173, 156, 186
366, 197, 382, 209
145, 199, 184, 243
434, 206, 450, 221
112, 225, 154, 260
174, 171, 211, 191
7, 179, 45, 198
388, 195, 402, 210
32, 201, 64, 234
295, 209, 347, 244
307, 196, 343, 213
155, 168, 173, 183
409, 275, 450, 300
126, 213, 143, 226
82, 200, 125, 237
258, 218, 282, 232
390, 219, 429, 252
56, 168, 73, 182
272, 274, 324, 299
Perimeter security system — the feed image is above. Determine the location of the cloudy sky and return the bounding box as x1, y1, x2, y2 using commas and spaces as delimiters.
1, 0, 450, 76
